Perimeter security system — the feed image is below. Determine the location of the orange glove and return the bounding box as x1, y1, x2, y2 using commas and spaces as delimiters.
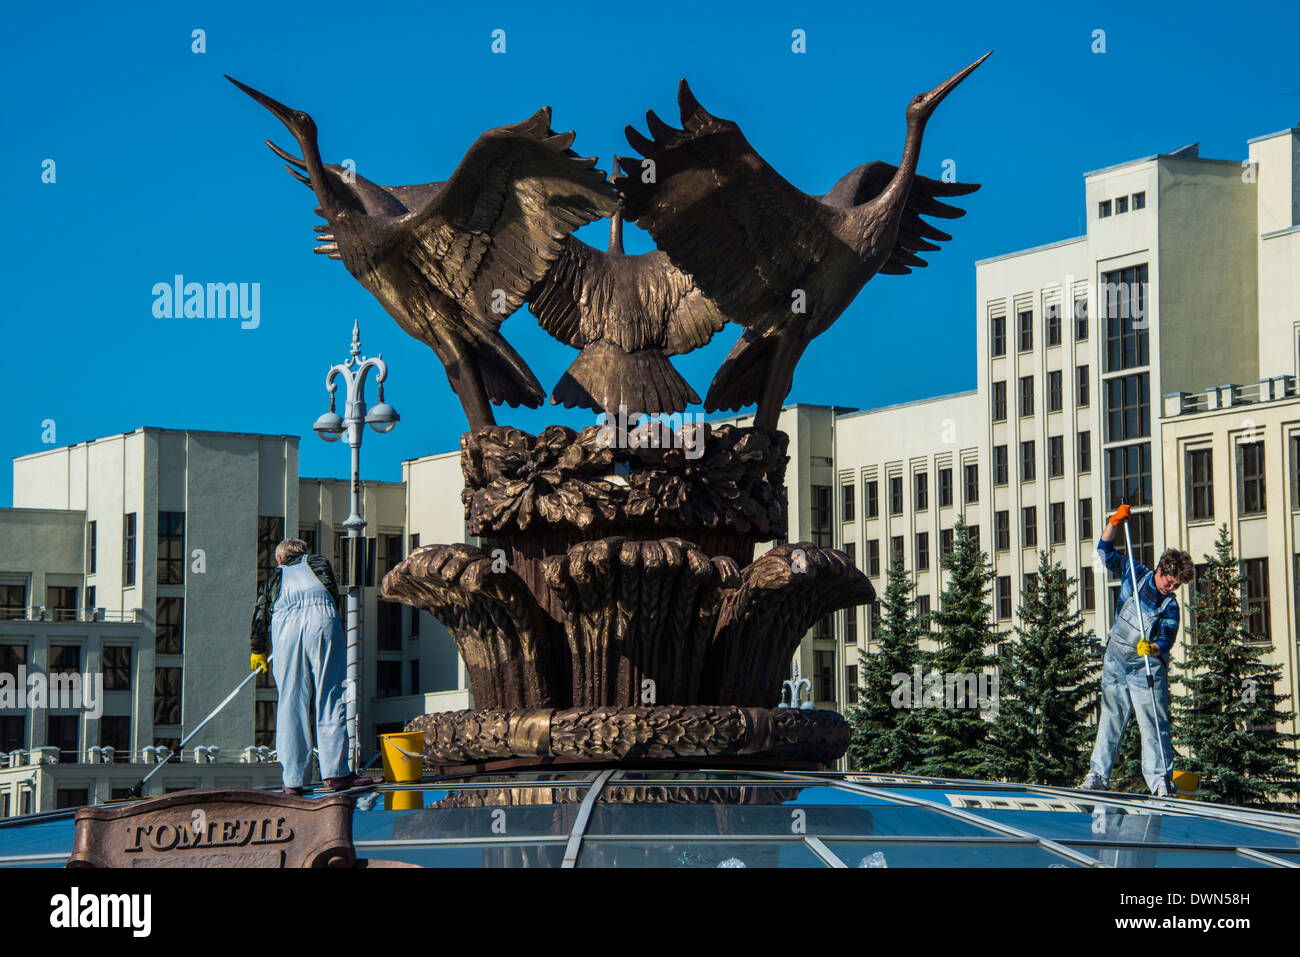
1108, 503, 1131, 526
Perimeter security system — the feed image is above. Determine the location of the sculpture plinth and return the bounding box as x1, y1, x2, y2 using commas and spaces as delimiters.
381, 422, 873, 768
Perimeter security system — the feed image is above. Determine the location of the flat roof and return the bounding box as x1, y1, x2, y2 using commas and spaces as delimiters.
975, 235, 1087, 267
1247, 127, 1300, 145
13, 426, 300, 461
835, 389, 978, 420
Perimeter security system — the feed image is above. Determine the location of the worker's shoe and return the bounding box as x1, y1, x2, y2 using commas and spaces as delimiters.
1079, 772, 1108, 791
282, 786, 304, 797
325, 773, 381, 791
1151, 778, 1173, 798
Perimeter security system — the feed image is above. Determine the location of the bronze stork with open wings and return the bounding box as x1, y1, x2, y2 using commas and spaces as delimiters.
527, 198, 728, 416
617, 54, 990, 431
228, 77, 620, 431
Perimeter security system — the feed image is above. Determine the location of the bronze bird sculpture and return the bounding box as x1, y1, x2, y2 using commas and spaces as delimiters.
527, 192, 728, 415
227, 76, 620, 431
617, 54, 990, 431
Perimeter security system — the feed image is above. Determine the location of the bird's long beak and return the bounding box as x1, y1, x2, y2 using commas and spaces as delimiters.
922, 51, 992, 110
226, 75, 303, 133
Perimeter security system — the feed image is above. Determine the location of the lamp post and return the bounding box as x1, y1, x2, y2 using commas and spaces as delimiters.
313, 320, 399, 772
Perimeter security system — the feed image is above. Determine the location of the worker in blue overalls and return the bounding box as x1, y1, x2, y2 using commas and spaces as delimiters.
1080, 504, 1196, 796
250, 538, 378, 795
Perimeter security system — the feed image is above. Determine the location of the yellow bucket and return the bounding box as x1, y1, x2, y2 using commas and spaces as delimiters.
385, 789, 424, 811
380, 731, 426, 783
1172, 769, 1200, 799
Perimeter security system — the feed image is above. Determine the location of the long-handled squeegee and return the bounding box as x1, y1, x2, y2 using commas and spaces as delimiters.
1120, 516, 1173, 793
125, 656, 271, 798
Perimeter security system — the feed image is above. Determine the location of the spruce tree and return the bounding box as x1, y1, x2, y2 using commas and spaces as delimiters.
847, 549, 924, 773
1173, 525, 1300, 808
982, 551, 1100, 785
916, 517, 1000, 778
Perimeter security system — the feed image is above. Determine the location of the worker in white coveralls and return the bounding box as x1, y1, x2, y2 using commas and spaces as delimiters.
250, 538, 379, 795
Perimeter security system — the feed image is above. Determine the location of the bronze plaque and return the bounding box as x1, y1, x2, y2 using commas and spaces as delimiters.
67, 788, 357, 869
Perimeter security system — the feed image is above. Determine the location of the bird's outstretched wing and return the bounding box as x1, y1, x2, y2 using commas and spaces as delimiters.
404, 108, 621, 333
820, 160, 979, 274
528, 235, 728, 356
617, 81, 851, 336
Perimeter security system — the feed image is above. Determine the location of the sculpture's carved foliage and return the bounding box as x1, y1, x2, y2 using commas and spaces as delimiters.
461, 423, 789, 540
403, 705, 849, 765
542, 537, 739, 707
379, 544, 564, 708
705, 543, 876, 707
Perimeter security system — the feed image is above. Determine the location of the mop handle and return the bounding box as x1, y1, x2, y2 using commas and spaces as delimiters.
1121, 516, 1171, 783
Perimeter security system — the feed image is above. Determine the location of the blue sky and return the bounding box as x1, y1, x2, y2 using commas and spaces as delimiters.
3, 0, 1298, 503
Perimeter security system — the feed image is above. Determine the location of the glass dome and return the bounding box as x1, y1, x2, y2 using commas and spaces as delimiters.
4, 767, 1300, 868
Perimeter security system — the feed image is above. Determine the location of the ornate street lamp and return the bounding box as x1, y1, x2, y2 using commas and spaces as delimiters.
316, 320, 398, 771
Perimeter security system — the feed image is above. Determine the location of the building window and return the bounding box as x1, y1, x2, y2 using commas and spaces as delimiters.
1076, 365, 1090, 407
377, 601, 402, 652
867, 540, 880, 577
100, 715, 131, 761
381, 533, 404, 577
56, 788, 89, 809
1080, 499, 1094, 540
890, 536, 904, 563
996, 576, 1012, 619
299, 526, 317, 554
916, 533, 930, 571
1048, 370, 1063, 412
865, 480, 879, 518
1078, 431, 1092, 473
1132, 191, 1146, 210
1050, 502, 1066, 544
1105, 372, 1151, 441
914, 473, 928, 511
50, 644, 80, 677
1115, 195, 1129, 214
85, 586, 95, 615
1107, 443, 1152, 509
255, 700, 276, 748
1291, 435, 1300, 507
1123, 511, 1156, 569
1018, 310, 1033, 352
970, 526, 981, 552
1020, 441, 1036, 482
991, 314, 1006, 357
841, 484, 855, 523
257, 516, 285, 586
1046, 303, 1061, 347
994, 511, 1010, 551
1074, 298, 1089, 341
123, 512, 137, 587
889, 477, 903, 515
87, 521, 97, 574
377, 661, 402, 699
845, 603, 858, 644
846, 666, 858, 704
157, 511, 186, 585
993, 445, 1008, 486
0, 584, 25, 620
811, 486, 833, 546
48, 586, 78, 622
0, 642, 26, 676
938, 468, 953, 507
1241, 558, 1270, 640
103, 646, 131, 691
1098, 199, 1112, 218
154, 667, 183, 726
1103, 264, 1149, 372
1048, 436, 1065, 478
992, 381, 1007, 422
1081, 567, 1096, 611
0, 714, 25, 753
1019, 375, 1034, 417
845, 542, 857, 569
940, 528, 954, 556
48, 715, 79, 764
155, 596, 184, 655
1187, 448, 1214, 521
916, 595, 931, 630
814, 651, 835, 703
1238, 442, 1266, 515
1022, 507, 1038, 548
964, 464, 979, 504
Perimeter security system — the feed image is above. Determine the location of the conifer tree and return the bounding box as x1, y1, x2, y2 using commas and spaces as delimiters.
916, 517, 1000, 778
981, 551, 1100, 785
1173, 525, 1300, 808
847, 549, 924, 773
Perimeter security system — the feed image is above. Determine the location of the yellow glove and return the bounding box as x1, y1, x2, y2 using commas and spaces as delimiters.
1136, 640, 1154, 657
250, 653, 269, 673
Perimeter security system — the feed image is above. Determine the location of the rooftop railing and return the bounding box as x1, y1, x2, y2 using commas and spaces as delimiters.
0, 607, 142, 624
1163, 375, 1298, 417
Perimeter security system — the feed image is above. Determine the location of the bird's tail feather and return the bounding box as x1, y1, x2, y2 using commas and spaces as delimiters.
474, 331, 546, 409
551, 340, 699, 415
704, 330, 778, 413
